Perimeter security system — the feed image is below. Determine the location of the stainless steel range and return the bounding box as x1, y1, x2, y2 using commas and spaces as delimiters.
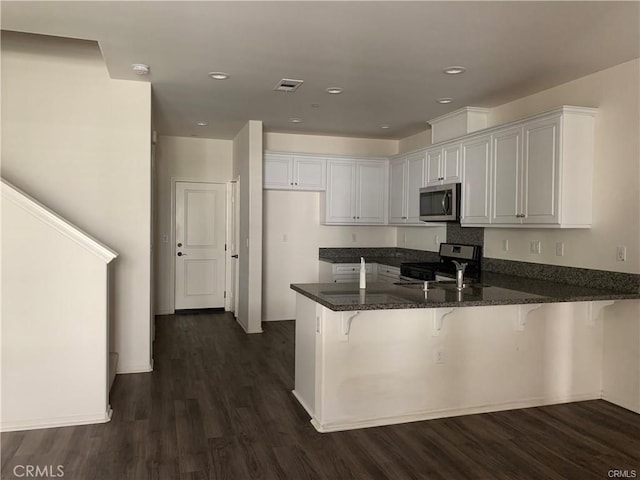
400, 243, 482, 282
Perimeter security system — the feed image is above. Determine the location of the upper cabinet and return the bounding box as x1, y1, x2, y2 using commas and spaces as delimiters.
485, 107, 596, 228
460, 133, 492, 225
264, 153, 326, 191
389, 151, 425, 224
425, 143, 461, 186
322, 159, 388, 225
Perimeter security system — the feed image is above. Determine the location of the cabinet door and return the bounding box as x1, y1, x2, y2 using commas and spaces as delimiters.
492, 127, 523, 224
442, 144, 461, 183
389, 158, 407, 224
406, 152, 425, 223
263, 154, 292, 189
523, 116, 561, 224
357, 161, 387, 224
294, 156, 326, 191
325, 160, 356, 223
425, 148, 442, 186
461, 134, 492, 224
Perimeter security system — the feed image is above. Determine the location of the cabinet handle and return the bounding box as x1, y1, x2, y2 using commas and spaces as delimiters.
290, 182, 293, 185
402, 216, 407, 219
295, 182, 298, 185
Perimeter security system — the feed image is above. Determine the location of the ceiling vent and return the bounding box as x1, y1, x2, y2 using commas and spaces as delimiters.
274, 78, 304, 92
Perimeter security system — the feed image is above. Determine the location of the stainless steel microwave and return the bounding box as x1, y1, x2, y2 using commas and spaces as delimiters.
419, 183, 461, 222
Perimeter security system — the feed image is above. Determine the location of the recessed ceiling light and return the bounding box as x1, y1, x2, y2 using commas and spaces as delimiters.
289, 117, 302, 123
443, 66, 466, 75
437, 98, 454, 104
326, 87, 343, 94
380, 124, 391, 129
196, 122, 208, 126
131, 64, 150, 75
208, 72, 230, 80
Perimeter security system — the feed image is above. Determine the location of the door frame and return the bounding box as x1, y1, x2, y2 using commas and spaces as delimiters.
170, 178, 230, 313
224, 180, 237, 312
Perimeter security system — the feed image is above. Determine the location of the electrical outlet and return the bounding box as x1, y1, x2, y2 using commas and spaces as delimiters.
351, 233, 357, 243
434, 350, 446, 364
530, 240, 541, 255
555, 242, 564, 257
617, 246, 627, 262
502, 239, 509, 252
403, 234, 407, 245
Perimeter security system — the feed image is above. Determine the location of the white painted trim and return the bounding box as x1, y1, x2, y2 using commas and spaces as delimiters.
292, 390, 314, 417
310, 392, 602, 433
155, 309, 174, 316
264, 150, 389, 162
0, 408, 112, 433
427, 106, 491, 126
116, 362, 153, 374
1, 178, 118, 263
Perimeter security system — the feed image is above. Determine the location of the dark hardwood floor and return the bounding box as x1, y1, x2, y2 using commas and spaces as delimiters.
2, 311, 639, 479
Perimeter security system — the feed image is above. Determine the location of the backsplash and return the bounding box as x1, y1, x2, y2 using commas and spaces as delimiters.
447, 223, 484, 247
483, 257, 640, 294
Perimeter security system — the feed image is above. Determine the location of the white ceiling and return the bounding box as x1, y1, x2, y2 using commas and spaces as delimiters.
2, 1, 639, 140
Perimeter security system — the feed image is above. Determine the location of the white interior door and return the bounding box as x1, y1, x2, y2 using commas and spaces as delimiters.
175, 182, 226, 310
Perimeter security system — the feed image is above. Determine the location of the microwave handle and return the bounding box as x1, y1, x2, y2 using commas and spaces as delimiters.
442, 191, 451, 214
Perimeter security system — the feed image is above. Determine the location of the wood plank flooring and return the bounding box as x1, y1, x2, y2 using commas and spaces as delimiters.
2, 311, 639, 479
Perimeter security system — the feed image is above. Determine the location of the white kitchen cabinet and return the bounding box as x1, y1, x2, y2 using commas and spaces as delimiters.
488, 107, 596, 227
322, 159, 387, 224
425, 143, 461, 186
389, 151, 425, 224
460, 133, 492, 225
264, 153, 326, 191
492, 126, 523, 224
319, 262, 376, 283
377, 264, 400, 283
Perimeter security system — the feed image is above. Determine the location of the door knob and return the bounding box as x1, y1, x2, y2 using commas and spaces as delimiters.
177, 242, 182, 247
231, 254, 239, 258
177, 252, 186, 256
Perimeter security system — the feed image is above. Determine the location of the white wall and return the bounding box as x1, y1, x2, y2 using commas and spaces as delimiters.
1, 32, 153, 374
398, 129, 432, 154
264, 191, 397, 320
1, 185, 116, 431
484, 59, 640, 275
154, 135, 233, 314
395, 225, 447, 253
262, 132, 401, 321
233, 121, 264, 333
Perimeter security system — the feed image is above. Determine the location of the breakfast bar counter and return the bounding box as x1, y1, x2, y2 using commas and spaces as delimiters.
290, 277, 639, 433
291, 272, 639, 311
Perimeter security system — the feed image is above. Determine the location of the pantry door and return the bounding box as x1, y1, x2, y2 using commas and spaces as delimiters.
175, 182, 226, 310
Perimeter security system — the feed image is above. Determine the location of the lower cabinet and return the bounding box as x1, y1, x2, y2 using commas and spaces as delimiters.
319, 262, 400, 283
377, 265, 400, 283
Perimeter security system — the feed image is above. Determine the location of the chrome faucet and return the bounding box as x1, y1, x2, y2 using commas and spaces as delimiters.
452, 260, 468, 290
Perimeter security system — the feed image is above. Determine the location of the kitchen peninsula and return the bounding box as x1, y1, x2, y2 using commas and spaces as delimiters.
290, 273, 639, 433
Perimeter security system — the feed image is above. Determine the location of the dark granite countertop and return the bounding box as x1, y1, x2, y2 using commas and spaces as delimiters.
319, 247, 440, 268
291, 272, 640, 311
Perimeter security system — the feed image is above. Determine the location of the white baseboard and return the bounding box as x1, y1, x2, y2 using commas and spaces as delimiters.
155, 309, 173, 316
602, 392, 640, 414
292, 390, 314, 417
116, 362, 153, 374
0, 408, 112, 432
309, 392, 602, 433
